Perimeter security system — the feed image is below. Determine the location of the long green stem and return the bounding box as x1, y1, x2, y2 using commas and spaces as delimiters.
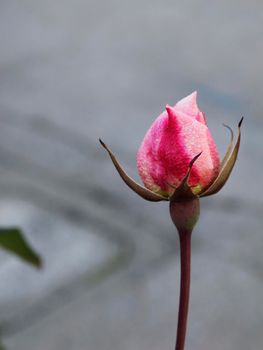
175, 230, 192, 350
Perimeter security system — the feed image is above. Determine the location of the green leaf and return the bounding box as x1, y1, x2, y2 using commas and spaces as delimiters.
0, 341, 7, 350
0, 228, 42, 268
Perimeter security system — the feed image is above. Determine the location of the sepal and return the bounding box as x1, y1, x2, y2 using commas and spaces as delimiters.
99, 139, 168, 202
200, 117, 243, 197
220, 123, 234, 168
169, 153, 202, 202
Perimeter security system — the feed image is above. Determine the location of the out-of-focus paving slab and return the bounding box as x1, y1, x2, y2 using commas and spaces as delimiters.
0, 0, 263, 349
0, 198, 119, 323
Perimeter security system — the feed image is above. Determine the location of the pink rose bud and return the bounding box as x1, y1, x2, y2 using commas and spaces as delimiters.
137, 92, 220, 197
100, 91, 242, 203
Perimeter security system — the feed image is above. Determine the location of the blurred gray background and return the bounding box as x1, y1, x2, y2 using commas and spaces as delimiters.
0, 1, 262, 349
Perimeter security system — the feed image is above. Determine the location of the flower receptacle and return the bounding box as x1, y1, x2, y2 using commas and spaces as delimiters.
169, 198, 200, 232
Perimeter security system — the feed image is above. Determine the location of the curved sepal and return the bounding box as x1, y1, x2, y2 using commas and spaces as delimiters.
99, 139, 168, 202
221, 123, 234, 168
200, 117, 243, 197
170, 153, 202, 202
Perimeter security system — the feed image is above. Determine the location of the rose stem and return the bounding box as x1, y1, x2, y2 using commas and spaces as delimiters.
175, 229, 192, 350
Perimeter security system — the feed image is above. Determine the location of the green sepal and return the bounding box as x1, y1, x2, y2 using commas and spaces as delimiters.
200, 117, 243, 197
99, 139, 168, 202
169, 152, 201, 203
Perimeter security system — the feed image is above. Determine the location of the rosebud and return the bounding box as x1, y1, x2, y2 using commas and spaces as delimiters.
137, 92, 220, 197
100, 92, 242, 205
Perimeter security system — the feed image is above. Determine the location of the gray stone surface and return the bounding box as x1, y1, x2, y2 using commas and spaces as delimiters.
0, 199, 119, 321
0, 1, 262, 349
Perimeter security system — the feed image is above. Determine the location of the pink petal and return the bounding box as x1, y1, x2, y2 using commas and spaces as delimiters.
137, 103, 220, 196
175, 91, 206, 125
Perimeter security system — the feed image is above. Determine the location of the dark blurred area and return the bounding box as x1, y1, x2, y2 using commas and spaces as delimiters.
0, 1, 262, 349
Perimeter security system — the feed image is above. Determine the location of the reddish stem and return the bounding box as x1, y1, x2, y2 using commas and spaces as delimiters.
175, 230, 192, 350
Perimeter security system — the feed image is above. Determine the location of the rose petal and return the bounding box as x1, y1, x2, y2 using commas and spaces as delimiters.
137, 105, 220, 196
175, 91, 206, 125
